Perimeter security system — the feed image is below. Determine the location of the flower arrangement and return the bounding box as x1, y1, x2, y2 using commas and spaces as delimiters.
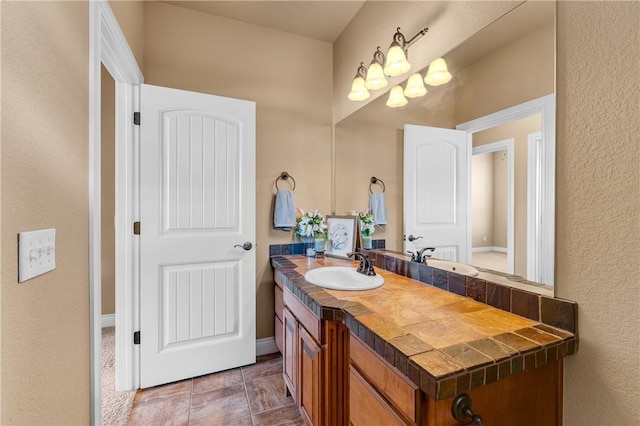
357, 210, 376, 236
294, 209, 328, 240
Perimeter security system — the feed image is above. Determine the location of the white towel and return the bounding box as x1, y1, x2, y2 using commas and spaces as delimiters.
274, 190, 296, 230
369, 192, 387, 225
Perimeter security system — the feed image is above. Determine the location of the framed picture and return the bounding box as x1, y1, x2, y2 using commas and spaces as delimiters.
325, 215, 357, 259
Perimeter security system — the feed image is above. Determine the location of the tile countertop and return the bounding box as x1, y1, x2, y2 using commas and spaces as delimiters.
271, 254, 578, 400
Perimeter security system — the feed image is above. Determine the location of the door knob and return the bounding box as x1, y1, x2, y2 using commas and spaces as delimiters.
234, 242, 253, 251
408, 235, 423, 242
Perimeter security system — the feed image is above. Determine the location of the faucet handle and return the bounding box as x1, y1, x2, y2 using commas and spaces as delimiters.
366, 259, 376, 276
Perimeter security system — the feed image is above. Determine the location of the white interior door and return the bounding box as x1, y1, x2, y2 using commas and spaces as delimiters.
139, 84, 256, 388
404, 124, 468, 262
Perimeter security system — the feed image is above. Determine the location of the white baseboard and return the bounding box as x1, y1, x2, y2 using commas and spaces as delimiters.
256, 337, 279, 356
472, 246, 507, 253
102, 314, 115, 328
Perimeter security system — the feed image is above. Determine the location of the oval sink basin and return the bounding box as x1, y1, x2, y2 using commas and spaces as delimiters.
426, 259, 479, 277
304, 267, 384, 291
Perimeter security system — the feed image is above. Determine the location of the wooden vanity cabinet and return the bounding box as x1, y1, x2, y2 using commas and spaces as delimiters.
276, 277, 349, 426
275, 274, 563, 426
349, 332, 563, 426
349, 334, 421, 426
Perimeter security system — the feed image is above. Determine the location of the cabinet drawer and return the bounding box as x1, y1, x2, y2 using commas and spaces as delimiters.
275, 314, 283, 354
350, 334, 419, 423
349, 365, 406, 426
275, 284, 283, 322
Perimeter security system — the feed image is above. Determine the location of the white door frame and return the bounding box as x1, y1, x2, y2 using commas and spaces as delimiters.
471, 139, 515, 274
90, 0, 143, 423
527, 132, 543, 282
457, 94, 555, 286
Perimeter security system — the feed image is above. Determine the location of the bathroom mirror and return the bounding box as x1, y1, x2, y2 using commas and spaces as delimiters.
334, 1, 555, 294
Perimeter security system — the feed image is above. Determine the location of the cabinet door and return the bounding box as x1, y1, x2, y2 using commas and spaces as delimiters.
274, 285, 284, 354
349, 366, 406, 426
275, 314, 283, 354
299, 325, 323, 426
283, 308, 298, 400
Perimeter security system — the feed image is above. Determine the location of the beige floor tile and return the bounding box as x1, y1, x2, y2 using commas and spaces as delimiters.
192, 368, 244, 394
127, 397, 190, 426
189, 384, 252, 425
242, 355, 283, 382
245, 373, 295, 414
252, 405, 305, 426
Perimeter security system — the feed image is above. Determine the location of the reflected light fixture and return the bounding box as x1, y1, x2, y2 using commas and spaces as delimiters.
347, 62, 370, 101
365, 47, 388, 90
404, 72, 427, 98
384, 27, 428, 77
424, 57, 452, 86
386, 85, 408, 108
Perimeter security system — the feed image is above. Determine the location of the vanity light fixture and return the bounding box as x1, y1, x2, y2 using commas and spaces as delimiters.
403, 72, 427, 98
384, 27, 429, 77
424, 57, 452, 86
386, 85, 408, 108
347, 62, 370, 101
364, 47, 388, 90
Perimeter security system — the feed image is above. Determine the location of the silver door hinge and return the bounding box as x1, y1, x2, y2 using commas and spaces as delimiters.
133, 221, 140, 235
134, 331, 140, 345
133, 112, 140, 125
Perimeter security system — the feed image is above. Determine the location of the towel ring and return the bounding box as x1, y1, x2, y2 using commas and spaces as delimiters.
276, 172, 296, 191
369, 176, 385, 194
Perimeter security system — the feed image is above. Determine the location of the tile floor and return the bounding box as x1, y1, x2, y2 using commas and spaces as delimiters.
127, 353, 304, 426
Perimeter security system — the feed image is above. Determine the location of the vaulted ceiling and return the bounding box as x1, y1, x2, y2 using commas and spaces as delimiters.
161, 1, 366, 42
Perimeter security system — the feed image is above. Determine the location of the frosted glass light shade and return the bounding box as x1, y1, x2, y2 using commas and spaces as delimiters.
365, 62, 388, 90
404, 73, 427, 98
424, 58, 452, 86
386, 85, 408, 108
348, 76, 370, 101
384, 45, 411, 77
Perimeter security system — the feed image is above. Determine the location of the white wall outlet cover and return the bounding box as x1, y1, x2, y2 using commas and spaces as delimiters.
18, 228, 56, 283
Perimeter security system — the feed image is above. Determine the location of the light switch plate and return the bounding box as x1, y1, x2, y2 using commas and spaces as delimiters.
18, 228, 56, 283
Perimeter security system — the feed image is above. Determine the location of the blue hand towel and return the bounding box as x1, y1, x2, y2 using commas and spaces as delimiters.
274, 190, 296, 230
370, 192, 387, 225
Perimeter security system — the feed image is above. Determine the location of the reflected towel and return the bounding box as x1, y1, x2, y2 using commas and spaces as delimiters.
370, 192, 387, 225
274, 190, 296, 230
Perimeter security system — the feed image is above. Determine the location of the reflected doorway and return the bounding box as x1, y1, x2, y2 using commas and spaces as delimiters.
471, 140, 514, 274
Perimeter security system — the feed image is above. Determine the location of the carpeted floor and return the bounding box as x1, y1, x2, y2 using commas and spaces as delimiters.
102, 327, 136, 426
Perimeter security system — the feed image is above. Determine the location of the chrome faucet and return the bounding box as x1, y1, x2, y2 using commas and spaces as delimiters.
347, 252, 377, 276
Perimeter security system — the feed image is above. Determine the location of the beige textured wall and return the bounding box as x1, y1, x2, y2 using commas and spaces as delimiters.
109, 1, 144, 70
1, 2, 90, 423
335, 122, 404, 250
143, 2, 333, 339
556, 2, 640, 424
455, 21, 554, 124
471, 153, 495, 247
101, 66, 116, 315
473, 115, 542, 277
